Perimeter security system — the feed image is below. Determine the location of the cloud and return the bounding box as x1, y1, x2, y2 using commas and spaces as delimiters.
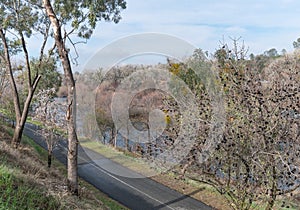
83, 33, 197, 70
225, 26, 247, 35
46, 0, 300, 70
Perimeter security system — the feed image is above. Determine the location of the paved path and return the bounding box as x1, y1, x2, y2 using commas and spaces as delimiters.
23, 123, 213, 210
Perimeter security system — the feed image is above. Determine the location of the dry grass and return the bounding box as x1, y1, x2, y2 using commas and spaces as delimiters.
151, 172, 231, 210
80, 140, 157, 176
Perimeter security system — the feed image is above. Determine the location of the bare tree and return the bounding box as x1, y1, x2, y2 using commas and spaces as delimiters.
33, 88, 67, 168
181, 42, 300, 209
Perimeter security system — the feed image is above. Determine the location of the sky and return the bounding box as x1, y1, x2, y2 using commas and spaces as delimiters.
28, 0, 300, 71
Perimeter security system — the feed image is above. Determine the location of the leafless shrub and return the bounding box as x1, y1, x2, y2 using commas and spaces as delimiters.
33, 88, 67, 168
182, 42, 300, 209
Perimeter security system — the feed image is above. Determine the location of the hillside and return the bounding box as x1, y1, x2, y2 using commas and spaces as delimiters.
0, 124, 126, 210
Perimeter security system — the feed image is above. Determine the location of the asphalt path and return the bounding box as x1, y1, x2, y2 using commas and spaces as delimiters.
23, 123, 213, 210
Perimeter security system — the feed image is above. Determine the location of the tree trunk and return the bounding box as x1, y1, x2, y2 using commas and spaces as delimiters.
0, 28, 40, 149
48, 151, 52, 168
114, 130, 117, 148
0, 29, 21, 145
125, 124, 129, 151
125, 136, 129, 151
180, 157, 194, 179
12, 88, 39, 148
110, 127, 117, 147
265, 166, 277, 210
43, 0, 78, 195
12, 125, 23, 148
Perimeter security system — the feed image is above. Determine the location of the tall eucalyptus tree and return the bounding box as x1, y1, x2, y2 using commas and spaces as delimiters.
0, 0, 51, 148
42, 0, 126, 194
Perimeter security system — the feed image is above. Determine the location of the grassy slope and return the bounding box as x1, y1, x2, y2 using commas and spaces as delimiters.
0, 123, 127, 210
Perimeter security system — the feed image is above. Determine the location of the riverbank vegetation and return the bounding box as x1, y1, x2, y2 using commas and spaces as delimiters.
80, 40, 300, 209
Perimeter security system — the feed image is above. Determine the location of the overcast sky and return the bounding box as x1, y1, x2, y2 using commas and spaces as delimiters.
30, 0, 300, 71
